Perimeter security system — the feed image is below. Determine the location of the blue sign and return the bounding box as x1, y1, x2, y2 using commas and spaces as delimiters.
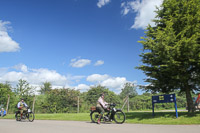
152, 94, 178, 118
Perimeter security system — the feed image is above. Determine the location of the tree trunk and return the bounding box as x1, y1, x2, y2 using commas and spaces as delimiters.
32, 96, 36, 112
185, 87, 195, 112
6, 95, 10, 115
127, 96, 129, 112
77, 96, 79, 113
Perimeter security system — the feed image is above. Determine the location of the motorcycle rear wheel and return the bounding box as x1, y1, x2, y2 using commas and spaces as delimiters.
113, 110, 126, 124
15, 112, 21, 121
90, 110, 99, 123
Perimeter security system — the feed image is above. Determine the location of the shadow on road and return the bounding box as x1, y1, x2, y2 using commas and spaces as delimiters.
86, 121, 118, 125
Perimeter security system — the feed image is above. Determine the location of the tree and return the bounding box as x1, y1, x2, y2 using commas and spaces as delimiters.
137, 0, 200, 112
85, 85, 106, 105
15, 79, 34, 97
40, 82, 52, 94
120, 82, 138, 99
0, 82, 18, 113
120, 82, 138, 112
14, 79, 35, 108
0, 83, 12, 107
43, 88, 80, 113
85, 85, 120, 106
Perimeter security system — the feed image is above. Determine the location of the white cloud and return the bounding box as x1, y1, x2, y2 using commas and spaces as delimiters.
87, 74, 109, 82
101, 77, 127, 90
0, 20, 20, 52
75, 84, 90, 90
0, 67, 9, 75
121, 2, 131, 15
0, 71, 24, 83
29, 68, 68, 86
0, 64, 69, 87
13, 64, 28, 72
70, 58, 91, 68
87, 74, 129, 91
94, 60, 104, 66
0, 64, 136, 94
67, 75, 85, 83
97, 0, 111, 8
121, 0, 163, 29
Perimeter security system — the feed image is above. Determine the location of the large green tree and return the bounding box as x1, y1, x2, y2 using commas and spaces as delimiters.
137, 0, 200, 112
14, 79, 35, 107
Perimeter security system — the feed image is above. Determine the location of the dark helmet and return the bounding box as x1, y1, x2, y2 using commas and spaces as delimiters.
100, 93, 104, 97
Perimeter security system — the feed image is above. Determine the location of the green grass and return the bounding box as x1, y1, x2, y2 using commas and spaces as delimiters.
1, 113, 89, 121
1, 111, 200, 125
125, 111, 200, 125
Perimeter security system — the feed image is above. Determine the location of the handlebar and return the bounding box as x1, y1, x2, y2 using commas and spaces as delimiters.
108, 103, 116, 107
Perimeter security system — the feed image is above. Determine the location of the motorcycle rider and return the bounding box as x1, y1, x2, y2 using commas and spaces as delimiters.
17, 98, 28, 119
96, 93, 109, 124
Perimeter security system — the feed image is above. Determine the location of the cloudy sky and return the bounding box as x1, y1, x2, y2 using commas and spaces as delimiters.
0, 0, 163, 94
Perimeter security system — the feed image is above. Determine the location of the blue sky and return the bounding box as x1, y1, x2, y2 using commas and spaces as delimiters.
0, 0, 163, 94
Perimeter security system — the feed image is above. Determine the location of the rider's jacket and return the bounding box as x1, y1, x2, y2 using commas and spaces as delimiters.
17, 101, 27, 109
97, 96, 108, 109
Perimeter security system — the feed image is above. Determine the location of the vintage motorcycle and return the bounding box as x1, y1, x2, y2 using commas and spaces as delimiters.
90, 103, 126, 124
15, 107, 35, 122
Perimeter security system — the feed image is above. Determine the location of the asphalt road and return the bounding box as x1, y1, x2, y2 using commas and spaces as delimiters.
0, 119, 200, 133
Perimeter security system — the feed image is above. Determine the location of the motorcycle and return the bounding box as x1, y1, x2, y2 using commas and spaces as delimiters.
15, 107, 35, 122
90, 103, 126, 124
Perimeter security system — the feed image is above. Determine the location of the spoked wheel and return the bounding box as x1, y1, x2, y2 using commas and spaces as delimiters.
28, 112, 35, 122
15, 112, 21, 121
90, 110, 100, 123
113, 110, 126, 124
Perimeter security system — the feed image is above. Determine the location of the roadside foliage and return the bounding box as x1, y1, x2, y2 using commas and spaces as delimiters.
0, 80, 192, 114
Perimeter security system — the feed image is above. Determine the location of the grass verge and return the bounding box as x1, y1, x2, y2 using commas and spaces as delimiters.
1, 111, 200, 125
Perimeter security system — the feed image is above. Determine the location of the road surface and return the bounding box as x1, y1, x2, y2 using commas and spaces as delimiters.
0, 119, 199, 133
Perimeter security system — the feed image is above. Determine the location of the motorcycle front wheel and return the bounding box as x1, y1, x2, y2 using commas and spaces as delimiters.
27, 112, 35, 122
15, 111, 21, 121
90, 110, 100, 123
113, 110, 126, 124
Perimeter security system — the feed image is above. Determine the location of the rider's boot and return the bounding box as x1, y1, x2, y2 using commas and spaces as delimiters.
20, 114, 23, 119
97, 119, 100, 124
97, 115, 101, 124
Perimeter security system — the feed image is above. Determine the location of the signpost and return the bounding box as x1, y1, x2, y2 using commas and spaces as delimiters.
152, 94, 178, 118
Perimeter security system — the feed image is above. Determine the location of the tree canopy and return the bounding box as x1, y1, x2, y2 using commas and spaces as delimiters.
120, 82, 138, 99
39, 82, 52, 95
137, 0, 200, 112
